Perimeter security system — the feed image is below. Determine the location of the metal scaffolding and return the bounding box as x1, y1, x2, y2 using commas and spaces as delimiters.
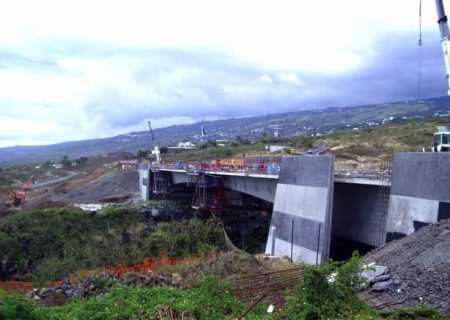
152, 170, 171, 195
374, 156, 392, 246
191, 173, 226, 213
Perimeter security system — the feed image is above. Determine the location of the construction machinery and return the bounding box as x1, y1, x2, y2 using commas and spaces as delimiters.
6, 191, 26, 207
5, 176, 35, 207
22, 175, 35, 192
148, 121, 162, 164
423, 1, 450, 152
431, 126, 450, 151
435, 0, 450, 95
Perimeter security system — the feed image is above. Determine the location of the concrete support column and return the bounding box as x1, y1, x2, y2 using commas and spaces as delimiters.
265, 156, 334, 264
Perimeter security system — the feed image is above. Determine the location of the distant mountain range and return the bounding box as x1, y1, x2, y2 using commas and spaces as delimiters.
1, 96, 450, 166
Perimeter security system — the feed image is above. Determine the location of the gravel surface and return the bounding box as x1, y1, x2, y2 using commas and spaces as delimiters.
362, 218, 450, 314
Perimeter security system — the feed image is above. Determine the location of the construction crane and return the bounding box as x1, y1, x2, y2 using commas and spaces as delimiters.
427, 1, 450, 151
436, 0, 450, 94
148, 121, 162, 164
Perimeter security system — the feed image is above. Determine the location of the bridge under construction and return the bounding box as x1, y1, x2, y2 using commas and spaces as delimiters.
138, 152, 450, 264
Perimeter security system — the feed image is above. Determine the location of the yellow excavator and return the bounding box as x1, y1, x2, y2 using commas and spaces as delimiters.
6, 191, 26, 207
5, 176, 34, 207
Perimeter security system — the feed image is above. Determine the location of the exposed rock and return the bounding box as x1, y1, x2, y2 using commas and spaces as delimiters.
72, 288, 84, 299
42, 291, 67, 306
371, 280, 394, 292
123, 272, 139, 285
360, 265, 388, 284
370, 274, 391, 284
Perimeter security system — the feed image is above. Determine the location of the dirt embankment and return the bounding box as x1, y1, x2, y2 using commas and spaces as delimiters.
362, 218, 450, 313
50, 169, 140, 204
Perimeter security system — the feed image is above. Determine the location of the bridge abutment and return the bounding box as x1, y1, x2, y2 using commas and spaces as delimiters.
386, 152, 450, 241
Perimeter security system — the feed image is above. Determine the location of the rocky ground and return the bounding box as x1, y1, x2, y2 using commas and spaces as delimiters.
26, 272, 177, 306
361, 218, 450, 314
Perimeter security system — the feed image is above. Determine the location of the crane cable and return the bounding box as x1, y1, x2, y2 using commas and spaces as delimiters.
418, 0, 424, 99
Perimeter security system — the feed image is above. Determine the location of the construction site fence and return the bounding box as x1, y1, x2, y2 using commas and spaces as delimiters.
0, 253, 217, 294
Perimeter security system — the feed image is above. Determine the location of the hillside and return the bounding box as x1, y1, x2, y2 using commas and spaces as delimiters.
1, 96, 450, 166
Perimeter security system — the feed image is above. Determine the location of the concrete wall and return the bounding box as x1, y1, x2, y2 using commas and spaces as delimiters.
265, 156, 334, 264
387, 152, 450, 240
225, 176, 278, 203
332, 183, 387, 247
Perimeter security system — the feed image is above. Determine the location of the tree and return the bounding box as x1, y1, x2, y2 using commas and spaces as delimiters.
75, 157, 88, 165
136, 150, 148, 158
159, 146, 168, 154
61, 155, 71, 168
42, 161, 52, 169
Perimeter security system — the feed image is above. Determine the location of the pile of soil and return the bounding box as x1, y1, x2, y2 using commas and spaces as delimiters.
362, 218, 450, 313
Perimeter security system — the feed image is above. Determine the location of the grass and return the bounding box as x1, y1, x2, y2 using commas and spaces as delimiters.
0, 278, 272, 320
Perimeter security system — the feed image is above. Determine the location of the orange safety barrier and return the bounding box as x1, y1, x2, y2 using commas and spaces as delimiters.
0, 280, 63, 294
106, 255, 205, 277
0, 253, 219, 294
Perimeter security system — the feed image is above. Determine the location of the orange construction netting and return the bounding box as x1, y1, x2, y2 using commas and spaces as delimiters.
0, 253, 216, 294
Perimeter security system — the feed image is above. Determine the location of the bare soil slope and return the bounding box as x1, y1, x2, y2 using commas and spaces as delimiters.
50, 169, 140, 204
363, 219, 450, 313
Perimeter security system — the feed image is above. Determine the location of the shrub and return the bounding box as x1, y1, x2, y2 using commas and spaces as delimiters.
0, 208, 226, 281
281, 253, 367, 319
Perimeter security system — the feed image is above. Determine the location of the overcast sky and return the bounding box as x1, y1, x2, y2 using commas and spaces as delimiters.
0, 0, 448, 147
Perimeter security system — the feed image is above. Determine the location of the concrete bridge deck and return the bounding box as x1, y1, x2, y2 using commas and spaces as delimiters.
156, 162, 391, 186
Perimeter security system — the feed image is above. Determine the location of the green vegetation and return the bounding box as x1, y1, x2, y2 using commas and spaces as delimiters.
281, 253, 369, 319
145, 200, 179, 218
0, 208, 225, 281
160, 117, 450, 164
280, 253, 447, 320
0, 278, 270, 320
0, 253, 447, 319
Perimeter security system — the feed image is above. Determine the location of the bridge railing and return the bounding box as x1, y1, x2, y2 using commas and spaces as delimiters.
155, 157, 282, 175
334, 165, 392, 180
153, 158, 392, 180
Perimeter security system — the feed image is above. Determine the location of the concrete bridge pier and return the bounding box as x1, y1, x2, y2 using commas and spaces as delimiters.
265, 156, 334, 264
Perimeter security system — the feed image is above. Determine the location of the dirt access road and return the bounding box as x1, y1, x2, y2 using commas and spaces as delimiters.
31, 171, 79, 189
11, 171, 79, 190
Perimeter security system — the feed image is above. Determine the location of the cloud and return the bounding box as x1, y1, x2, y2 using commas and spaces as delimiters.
259, 74, 273, 84
0, 0, 447, 147
276, 73, 303, 85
